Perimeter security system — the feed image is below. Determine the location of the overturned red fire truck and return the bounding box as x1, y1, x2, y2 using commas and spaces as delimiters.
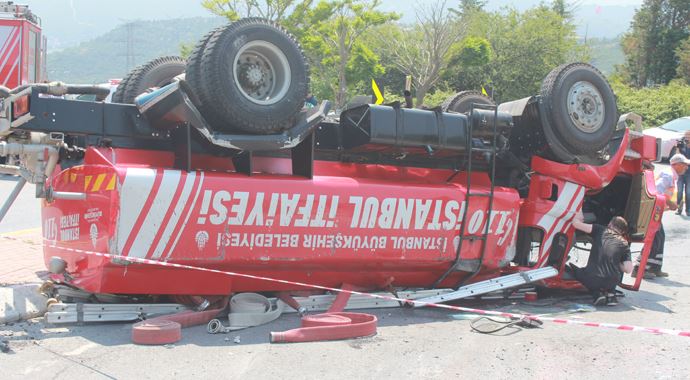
0, 19, 663, 306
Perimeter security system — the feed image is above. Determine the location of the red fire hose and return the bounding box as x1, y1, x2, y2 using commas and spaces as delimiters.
132, 296, 226, 345
269, 284, 378, 343
270, 312, 377, 343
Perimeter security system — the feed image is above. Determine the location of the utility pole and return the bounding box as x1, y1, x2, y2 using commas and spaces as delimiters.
117, 20, 141, 74
125, 22, 136, 72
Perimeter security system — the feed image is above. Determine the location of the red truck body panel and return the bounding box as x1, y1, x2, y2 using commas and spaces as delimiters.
39, 131, 663, 296
43, 147, 521, 294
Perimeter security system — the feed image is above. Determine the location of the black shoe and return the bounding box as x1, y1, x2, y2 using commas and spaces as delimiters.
652, 269, 669, 278
606, 293, 618, 306
593, 295, 607, 306
677, 209, 683, 215
633, 266, 655, 279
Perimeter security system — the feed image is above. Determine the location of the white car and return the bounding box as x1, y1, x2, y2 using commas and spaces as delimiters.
68, 79, 121, 103
643, 117, 690, 160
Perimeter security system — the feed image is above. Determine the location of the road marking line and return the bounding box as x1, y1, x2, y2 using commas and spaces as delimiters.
1, 227, 40, 237
63, 342, 98, 356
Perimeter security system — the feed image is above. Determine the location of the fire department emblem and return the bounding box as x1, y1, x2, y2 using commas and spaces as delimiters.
195, 231, 210, 251
452, 236, 461, 252
89, 223, 98, 248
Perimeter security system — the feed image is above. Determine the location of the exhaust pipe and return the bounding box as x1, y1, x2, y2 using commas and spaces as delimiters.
0, 82, 111, 101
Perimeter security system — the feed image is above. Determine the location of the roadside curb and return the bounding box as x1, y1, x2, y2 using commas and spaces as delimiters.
0, 284, 48, 324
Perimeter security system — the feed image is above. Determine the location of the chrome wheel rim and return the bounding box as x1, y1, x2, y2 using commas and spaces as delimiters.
233, 41, 291, 106
566, 81, 605, 133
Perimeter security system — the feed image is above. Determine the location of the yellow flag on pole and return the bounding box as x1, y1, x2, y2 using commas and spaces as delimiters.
372, 79, 384, 105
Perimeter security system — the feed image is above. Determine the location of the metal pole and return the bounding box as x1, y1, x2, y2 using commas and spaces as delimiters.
0, 177, 27, 224
0, 164, 20, 175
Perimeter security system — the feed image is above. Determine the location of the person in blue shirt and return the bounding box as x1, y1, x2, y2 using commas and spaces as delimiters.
305, 93, 317, 108
633, 153, 690, 278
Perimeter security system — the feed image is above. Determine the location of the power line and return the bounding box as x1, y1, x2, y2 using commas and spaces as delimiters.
117, 20, 143, 73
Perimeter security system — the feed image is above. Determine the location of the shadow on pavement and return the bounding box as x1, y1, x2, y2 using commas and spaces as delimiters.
626, 289, 676, 314
649, 277, 690, 288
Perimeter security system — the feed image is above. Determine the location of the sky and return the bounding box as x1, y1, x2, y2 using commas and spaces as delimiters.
25, 0, 211, 49
23, 0, 646, 50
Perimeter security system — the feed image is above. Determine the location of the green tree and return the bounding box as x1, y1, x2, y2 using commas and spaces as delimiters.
550, 0, 581, 21
676, 36, 690, 84
621, 0, 690, 87
444, 6, 587, 101
451, 0, 486, 16
443, 36, 492, 93
610, 75, 690, 127
201, 0, 313, 27
180, 42, 194, 59
382, 1, 460, 107
301, 0, 398, 108
360, 24, 408, 97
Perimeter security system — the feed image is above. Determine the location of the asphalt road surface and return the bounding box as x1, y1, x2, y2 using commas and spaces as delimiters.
1, 167, 690, 379
0, 175, 41, 234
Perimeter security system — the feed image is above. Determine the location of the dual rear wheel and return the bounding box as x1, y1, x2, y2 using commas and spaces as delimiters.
114, 18, 310, 135
441, 63, 617, 160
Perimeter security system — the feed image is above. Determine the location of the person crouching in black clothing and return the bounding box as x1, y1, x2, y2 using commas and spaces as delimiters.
570, 213, 633, 306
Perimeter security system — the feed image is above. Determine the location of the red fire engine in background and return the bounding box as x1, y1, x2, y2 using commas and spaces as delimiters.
0, 2, 46, 88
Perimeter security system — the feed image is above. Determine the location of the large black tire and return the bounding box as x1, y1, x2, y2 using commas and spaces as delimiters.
192, 18, 309, 134
540, 63, 617, 155
112, 56, 187, 104
441, 90, 495, 114
185, 26, 226, 127
111, 74, 135, 104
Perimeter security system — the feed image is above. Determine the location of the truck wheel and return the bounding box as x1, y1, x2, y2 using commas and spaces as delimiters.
185, 26, 226, 127
540, 63, 617, 155
194, 18, 309, 134
441, 90, 495, 114
113, 56, 187, 104
112, 75, 134, 104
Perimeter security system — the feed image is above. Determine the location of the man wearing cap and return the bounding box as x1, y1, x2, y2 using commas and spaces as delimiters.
633, 153, 690, 278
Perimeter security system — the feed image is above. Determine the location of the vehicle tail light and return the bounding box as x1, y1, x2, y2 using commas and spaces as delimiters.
12, 95, 30, 120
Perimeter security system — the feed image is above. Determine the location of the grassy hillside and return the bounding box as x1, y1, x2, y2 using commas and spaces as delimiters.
47, 17, 225, 83
588, 37, 625, 75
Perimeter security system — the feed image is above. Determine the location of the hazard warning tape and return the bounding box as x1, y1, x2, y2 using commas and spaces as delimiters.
46, 244, 690, 338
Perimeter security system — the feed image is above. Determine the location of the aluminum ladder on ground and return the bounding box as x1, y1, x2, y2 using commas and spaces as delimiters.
43, 290, 456, 324
43, 268, 558, 324
45, 303, 189, 324
413, 266, 558, 307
